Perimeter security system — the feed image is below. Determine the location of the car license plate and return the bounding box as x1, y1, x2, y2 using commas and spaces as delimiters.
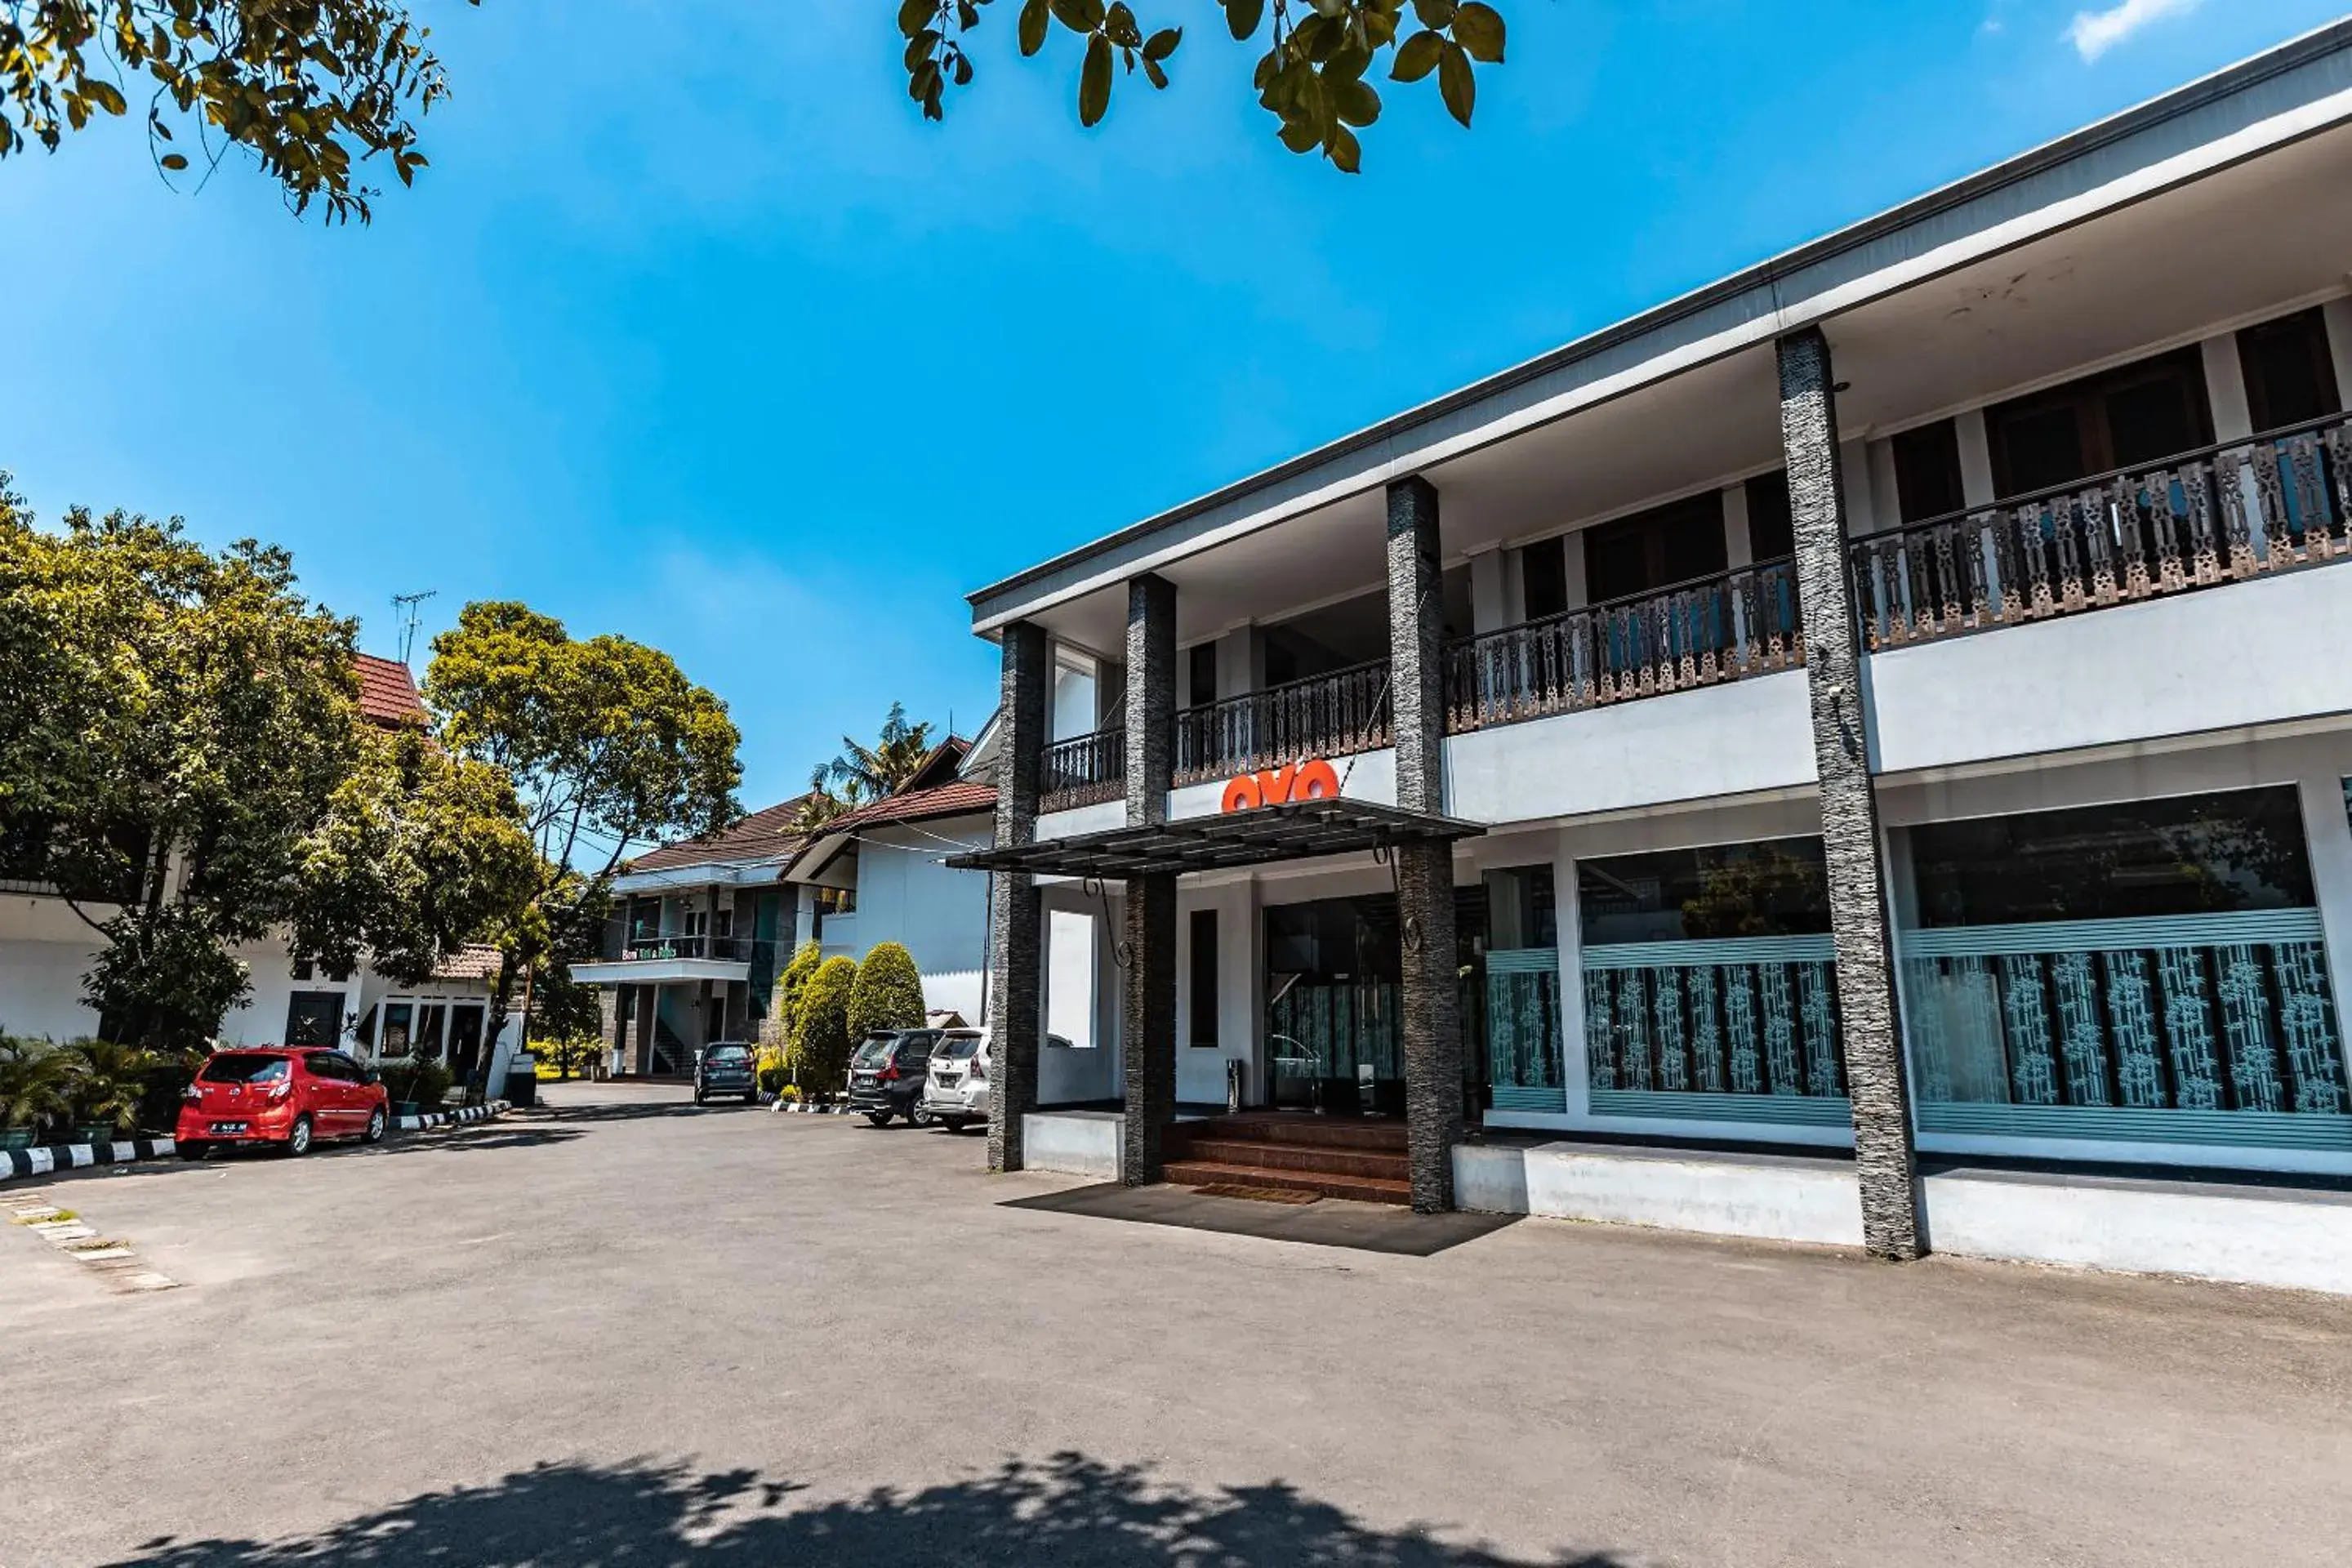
210, 1120, 248, 1135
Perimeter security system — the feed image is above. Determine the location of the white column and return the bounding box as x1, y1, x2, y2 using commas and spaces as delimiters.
1222, 875, 1262, 1107
1558, 537, 1588, 612
1722, 483, 1753, 569
1838, 438, 1878, 537
2296, 773, 2352, 1092
1468, 546, 1509, 633
1953, 410, 1996, 506
1555, 835, 1589, 1120
2202, 335, 2255, 441
1213, 624, 1261, 700
1867, 439, 1900, 527
2323, 297, 2352, 412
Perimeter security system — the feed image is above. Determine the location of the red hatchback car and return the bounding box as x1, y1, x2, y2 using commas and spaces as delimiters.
176, 1047, 390, 1160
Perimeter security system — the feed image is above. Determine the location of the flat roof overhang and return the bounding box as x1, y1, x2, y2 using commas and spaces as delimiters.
945, 800, 1485, 880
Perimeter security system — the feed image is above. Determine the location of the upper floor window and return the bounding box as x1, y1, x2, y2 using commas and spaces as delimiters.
1582, 492, 1727, 604
1891, 422, 1967, 523
1987, 345, 2214, 496
2238, 306, 2341, 434
1187, 643, 1217, 708
1743, 471, 1796, 562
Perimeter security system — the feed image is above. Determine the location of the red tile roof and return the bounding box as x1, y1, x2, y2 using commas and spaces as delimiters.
817, 778, 997, 835
630, 795, 814, 874
355, 654, 429, 728
433, 944, 504, 982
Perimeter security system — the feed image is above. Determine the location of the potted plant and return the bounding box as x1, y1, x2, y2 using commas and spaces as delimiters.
381, 1057, 455, 1119
64, 1039, 158, 1147
0, 1038, 78, 1150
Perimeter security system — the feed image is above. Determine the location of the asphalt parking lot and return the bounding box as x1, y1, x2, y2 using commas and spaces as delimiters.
2, 1080, 2349, 1567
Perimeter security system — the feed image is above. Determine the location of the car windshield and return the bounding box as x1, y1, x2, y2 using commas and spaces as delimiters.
936, 1036, 983, 1060
704, 1046, 751, 1064
201, 1053, 290, 1085
851, 1037, 895, 1068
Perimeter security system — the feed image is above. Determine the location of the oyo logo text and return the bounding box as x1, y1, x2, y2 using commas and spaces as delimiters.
1219, 758, 1342, 813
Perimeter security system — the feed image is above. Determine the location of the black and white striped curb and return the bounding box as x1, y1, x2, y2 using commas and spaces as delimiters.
2, 1136, 175, 1183
4, 1194, 179, 1292
395, 1099, 509, 1133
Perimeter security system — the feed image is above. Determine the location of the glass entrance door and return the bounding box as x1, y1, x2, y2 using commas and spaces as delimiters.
1264, 895, 1403, 1115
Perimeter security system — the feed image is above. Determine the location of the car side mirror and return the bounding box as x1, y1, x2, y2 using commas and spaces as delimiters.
363, 1069, 381, 1085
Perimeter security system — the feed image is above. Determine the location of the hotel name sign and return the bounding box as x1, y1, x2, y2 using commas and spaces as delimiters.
1219, 758, 1342, 813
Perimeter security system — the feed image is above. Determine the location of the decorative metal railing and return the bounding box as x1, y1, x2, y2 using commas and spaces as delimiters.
1173, 659, 1392, 785
1442, 560, 1803, 735
1583, 934, 1850, 1125
609, 932, 755, 964
1900, 909, 2351, 1148
1850, 412, 2352, 649
1040, 726, 1125, 813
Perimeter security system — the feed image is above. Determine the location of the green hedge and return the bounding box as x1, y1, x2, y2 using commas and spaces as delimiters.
846, 942, 926, 1042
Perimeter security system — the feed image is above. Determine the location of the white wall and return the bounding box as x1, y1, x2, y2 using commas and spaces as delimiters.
1039, 887, 1117, 1104
1869, 566, 2352, 776
848, 817, 992, 1023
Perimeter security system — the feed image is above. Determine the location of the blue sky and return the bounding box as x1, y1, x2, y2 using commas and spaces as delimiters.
4, 0, 2341, 806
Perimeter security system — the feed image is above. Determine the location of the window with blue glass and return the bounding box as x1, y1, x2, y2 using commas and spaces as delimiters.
1578, 837, 1848, 1126
1900, 786, 2350, 1150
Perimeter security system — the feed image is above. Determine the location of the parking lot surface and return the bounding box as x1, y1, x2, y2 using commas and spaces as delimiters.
2, 1080, 2348, 1566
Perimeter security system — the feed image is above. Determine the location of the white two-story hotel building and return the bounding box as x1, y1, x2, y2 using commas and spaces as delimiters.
953, 24, 2352, 1293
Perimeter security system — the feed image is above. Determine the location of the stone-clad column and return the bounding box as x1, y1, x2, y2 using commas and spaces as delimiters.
1776, 327, 1924, 1261
1388, 476, 1463, 1214
1123, 575, 1178, 1184
987, 621, 1049, 1174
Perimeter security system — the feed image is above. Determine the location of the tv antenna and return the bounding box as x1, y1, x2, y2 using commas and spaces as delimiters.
391, 590, 439, 669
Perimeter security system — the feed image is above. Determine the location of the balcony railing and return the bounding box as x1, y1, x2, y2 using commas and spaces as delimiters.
1443, 559, 1804, 734
1851, 412, 2352, 650
610, 933, 757, 964
1040, 726, 1125, 813
1174, 659, 1393, 785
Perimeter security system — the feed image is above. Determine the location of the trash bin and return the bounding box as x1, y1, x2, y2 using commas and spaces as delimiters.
503, 1053, 538, 1108
1226, 1058, 1245, 1115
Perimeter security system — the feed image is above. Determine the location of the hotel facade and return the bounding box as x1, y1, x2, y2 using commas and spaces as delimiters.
953, 25, 2352, 1292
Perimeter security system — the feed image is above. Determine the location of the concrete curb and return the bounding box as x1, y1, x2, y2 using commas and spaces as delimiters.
394, 1100, 510, 1133
0, 1101, 511, 1185
2, 1136, 176, 1183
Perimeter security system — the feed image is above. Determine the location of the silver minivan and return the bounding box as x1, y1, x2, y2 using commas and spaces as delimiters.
919, 1029, 989, 1132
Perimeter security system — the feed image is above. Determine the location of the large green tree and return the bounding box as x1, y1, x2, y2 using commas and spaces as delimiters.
0, 480, 532, 1049
0, 1, 1506, 220
425, 600, 742, 1076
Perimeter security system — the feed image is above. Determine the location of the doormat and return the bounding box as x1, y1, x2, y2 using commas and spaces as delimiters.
1191, 1183, 1320, 1205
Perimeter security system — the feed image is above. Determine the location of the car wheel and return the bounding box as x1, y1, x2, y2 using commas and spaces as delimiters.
176, 1140, 208, 1161
363, 1107, 387, 1145
745, 1091, 759, 1105
693, 1089, 706, 1105
909, 1102, 934, 1129
281, 1116, 313, 1158
940, 1116, 969, 1134
865, 1111, 892, 1128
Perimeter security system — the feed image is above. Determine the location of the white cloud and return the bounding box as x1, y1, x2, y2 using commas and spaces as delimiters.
2066, 0, 2202, 61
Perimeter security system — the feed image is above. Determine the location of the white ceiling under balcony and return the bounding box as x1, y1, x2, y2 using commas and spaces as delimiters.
1023, 114, 2352, 662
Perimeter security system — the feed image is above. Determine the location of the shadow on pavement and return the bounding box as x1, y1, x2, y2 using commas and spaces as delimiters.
109, 1452, 1628, 1566
1004, 1183, 1522, 1257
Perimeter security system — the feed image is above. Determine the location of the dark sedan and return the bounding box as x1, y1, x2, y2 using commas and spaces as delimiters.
694, 1041, 760, 1105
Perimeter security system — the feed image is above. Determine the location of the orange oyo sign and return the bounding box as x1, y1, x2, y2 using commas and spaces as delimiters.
1220, 758, 1343, 813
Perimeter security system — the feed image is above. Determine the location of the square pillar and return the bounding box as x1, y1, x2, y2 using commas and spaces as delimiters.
1122, 574, 1180, 1183
635, 985, 657, 1076
1777, 327, 1923, 1262
606, 984, 630, 1076
987, 621, 1049, 1173
1388, 475, 1463, 1213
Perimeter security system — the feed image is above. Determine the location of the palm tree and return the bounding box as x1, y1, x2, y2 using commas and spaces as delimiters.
825, 703, 935, 801
0, 1039, 81, 1139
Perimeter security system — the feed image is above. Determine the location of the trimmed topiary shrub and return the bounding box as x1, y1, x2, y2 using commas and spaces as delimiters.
789, 956, 858, 1104
770, 941, 822, 1042
846, 942, 926, 1043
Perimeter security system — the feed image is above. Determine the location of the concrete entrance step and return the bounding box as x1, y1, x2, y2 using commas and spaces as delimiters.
1169, 1113, 1408, 1153
1162, 1158, 1412, 1206
1174, 1137, 1410, 1182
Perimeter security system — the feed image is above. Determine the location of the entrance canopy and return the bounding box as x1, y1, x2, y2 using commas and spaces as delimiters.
945, 800, 1485, 880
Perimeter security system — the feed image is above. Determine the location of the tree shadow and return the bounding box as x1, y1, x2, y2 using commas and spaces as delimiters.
111, 1451, 1636, 1567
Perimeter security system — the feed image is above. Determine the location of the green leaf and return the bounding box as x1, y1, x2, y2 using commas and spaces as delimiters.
1392, 29, 1442, 81
159, 152, 189, 171
1143, 26, 1181, 61
898, 0, 936, 39
1333, 77, 1381, 127
1411, 0, 1457, 27
1019, 0, 1049, 55
1452, 2, 1505, 63
1437, 39, 1473, 126
1079, 32, 1112, 126
1224, 0, 1265, 41
1143, 57, 1168, 89
1106, 2, 1142, 48
1327, 122, 1361, 173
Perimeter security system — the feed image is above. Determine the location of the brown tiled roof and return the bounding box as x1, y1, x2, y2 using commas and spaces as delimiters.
355, 654, 428, 728
434, 944, 503, 982
630, 795, 813, 874
817, 778, 996, 835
